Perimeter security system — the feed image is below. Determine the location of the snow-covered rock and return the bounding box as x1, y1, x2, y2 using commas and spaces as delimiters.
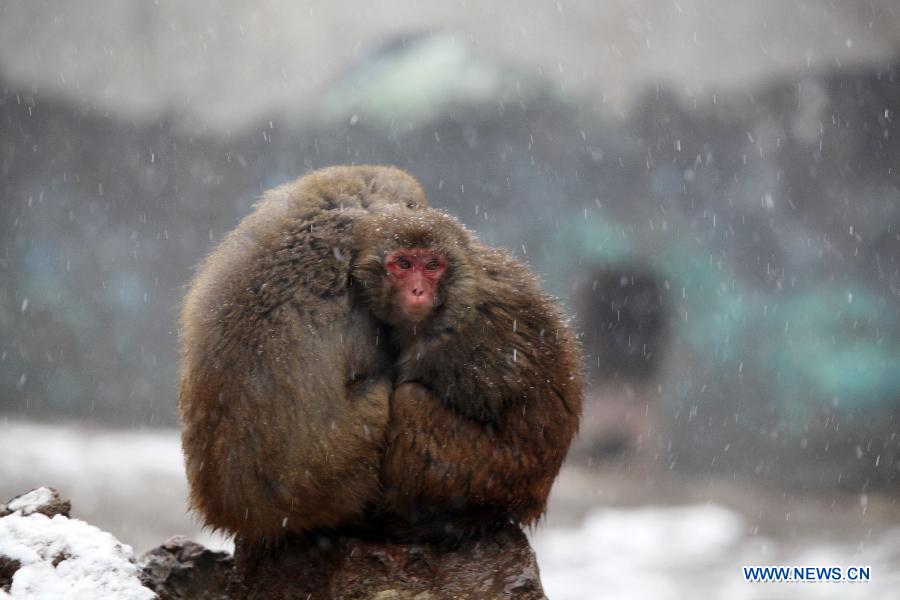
0, 489, 155, 600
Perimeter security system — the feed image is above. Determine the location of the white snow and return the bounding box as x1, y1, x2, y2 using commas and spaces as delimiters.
532, 504, 900, 600
533, 504, 744, 600
0, 511, 155, 600
5, 488, 55, 516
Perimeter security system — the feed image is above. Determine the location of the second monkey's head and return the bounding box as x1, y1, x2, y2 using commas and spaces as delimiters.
351, 208, 479, 331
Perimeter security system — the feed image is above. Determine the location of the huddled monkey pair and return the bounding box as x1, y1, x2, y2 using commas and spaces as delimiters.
178, 165, 582, 545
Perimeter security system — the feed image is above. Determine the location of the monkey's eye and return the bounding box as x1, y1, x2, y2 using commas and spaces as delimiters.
424, 259, 441, 271
395, 257, 412, 270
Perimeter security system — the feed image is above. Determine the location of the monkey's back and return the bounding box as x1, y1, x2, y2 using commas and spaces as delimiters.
179, 166, 425, 542
405, 245, 582, 526
471, 246, 583, 523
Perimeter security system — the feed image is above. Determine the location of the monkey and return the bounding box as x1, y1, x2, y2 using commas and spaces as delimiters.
178, 165, 428, 544
351, 209, 582, 539
179, 166, 582, 548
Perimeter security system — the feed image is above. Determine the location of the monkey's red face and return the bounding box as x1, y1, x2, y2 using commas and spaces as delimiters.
384, 249, 446, 323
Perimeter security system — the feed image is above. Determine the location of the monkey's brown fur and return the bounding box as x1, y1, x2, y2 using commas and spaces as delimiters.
352, 210, 582, 538
180, 166, 581, 546
179, 166, 427, 543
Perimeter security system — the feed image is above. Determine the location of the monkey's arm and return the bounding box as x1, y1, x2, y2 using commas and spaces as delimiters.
179, 299, 392, 542
382, 382, 566, 529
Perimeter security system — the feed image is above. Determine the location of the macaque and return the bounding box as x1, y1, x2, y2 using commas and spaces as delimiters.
352, 210, 582, 538
179, 165, 582, 546
179, 165, 427, 543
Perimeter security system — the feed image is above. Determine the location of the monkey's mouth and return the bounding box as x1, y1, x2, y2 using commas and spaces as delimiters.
400, 296, 443, 323
402, 303, 433, 323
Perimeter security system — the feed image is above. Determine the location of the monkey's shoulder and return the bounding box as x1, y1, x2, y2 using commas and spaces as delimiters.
470, 246, 566, 340
429, 245, 580, 417
182, 210, 361, 350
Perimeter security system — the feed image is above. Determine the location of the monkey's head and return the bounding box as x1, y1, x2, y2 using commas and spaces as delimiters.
382, 248, 446, 323
351, 208, 479, 331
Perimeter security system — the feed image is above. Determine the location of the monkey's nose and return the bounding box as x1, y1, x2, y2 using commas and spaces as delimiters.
411, 288, 424, 297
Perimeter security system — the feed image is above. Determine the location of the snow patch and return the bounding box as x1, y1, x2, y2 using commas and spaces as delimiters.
5, 488, 54, 516
533, 504, 744, 600
0, 512, 154, 600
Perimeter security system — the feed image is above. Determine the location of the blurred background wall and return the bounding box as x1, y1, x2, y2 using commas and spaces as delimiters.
1, 0, 898, 503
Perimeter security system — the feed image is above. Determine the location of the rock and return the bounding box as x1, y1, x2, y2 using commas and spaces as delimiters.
0, 486, 70, 518
0, 555, 21, 593
138, 536, 232, 600
141, 526, 547, 599
1, 487, 547, 599
231, 524, 547, 600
